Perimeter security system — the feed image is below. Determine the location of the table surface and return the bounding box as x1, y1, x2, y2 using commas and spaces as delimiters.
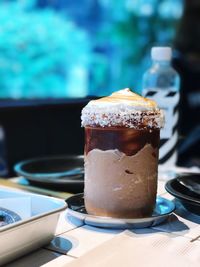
4, 178, 200, 267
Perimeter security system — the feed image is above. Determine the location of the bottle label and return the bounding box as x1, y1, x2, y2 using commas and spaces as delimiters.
160, 105, 173, 139
143, 88, 180, 166
143, 89, 180, 139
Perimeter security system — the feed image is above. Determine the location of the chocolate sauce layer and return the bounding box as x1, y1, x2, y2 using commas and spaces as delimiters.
85, 126, 160, 156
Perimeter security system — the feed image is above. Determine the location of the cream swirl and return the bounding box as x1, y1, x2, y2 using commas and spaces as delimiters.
81, 88, 164, 129
89, 88, 158, 111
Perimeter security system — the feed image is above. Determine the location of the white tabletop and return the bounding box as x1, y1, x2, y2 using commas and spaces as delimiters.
5, 179, 200, 267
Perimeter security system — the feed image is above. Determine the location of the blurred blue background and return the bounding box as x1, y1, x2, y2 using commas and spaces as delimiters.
0, 0, 183, 99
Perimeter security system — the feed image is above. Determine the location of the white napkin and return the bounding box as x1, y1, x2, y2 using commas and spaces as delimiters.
0, 197, 31, 220
64, 231, 200, 267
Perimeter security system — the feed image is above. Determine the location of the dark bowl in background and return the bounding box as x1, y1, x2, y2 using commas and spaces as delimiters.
165, 174, 200, 216
14, 155, 84, 193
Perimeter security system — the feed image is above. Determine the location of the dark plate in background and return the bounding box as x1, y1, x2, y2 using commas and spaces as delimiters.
14, 155, 84, 193
165, 174, 200, 215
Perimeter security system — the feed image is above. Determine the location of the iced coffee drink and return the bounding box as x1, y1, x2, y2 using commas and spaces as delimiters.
81, 88, 164, 218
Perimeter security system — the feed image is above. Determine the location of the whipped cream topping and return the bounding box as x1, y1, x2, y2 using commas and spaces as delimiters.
88, 88, 158, 111
81, 88, 164, 129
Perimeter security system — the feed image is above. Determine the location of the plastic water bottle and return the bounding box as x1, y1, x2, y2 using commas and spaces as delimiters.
142, 47, 180, 167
